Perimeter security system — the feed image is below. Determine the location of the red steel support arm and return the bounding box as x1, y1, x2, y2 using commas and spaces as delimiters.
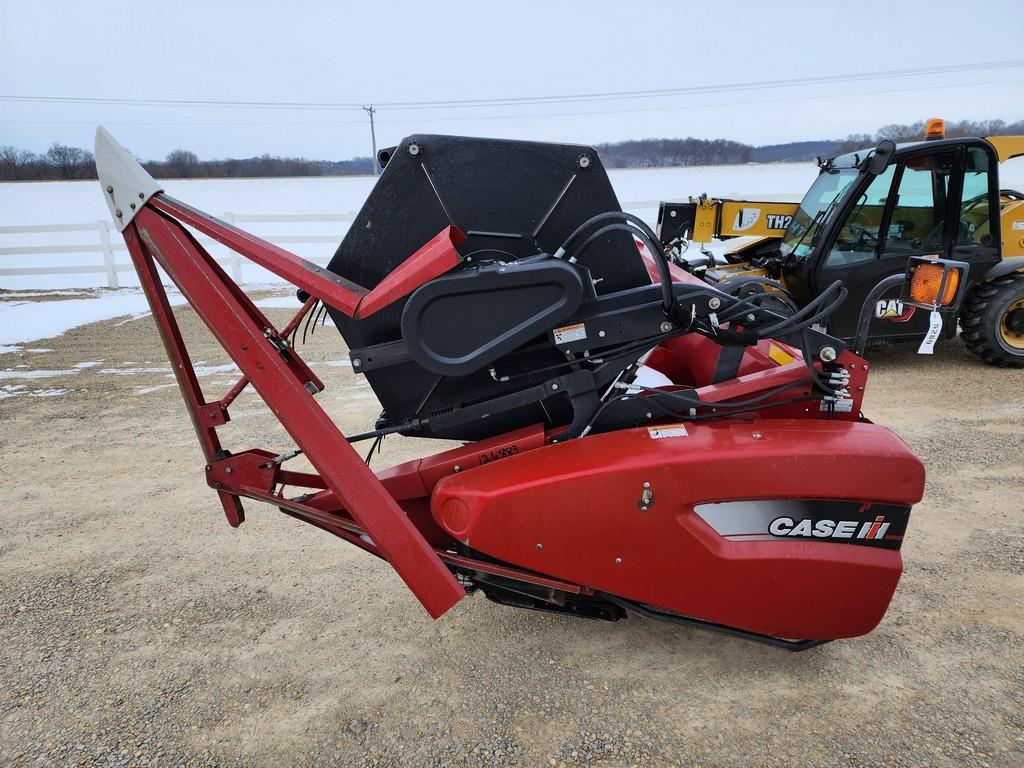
149, 195, 464, 320
127, 204, 465, 618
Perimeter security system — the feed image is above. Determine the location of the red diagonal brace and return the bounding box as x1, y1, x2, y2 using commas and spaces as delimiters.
130, 205, 464, 618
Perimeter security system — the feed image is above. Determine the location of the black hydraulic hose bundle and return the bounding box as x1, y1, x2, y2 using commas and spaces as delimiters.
557, 212, 849, 399
556, 211, 677, 316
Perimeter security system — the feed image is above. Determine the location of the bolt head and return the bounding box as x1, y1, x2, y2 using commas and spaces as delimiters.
659, 321, 672, 334
551, 383, 559, 391
746, 313, 756, 323
106, 185, 113, 194
752, 431, 764, 440
819, 346, 838, 362
643, 482, 651, 488
408, 143, 420, 156
640, 506, 648, 512
453, 465, 461, 473
614, 557, 622, 565
708, 297, 721, 310
115, 209, 122, 217
578, 155, 591, 169
536, 543, 543, 551
224, 466, 233, 474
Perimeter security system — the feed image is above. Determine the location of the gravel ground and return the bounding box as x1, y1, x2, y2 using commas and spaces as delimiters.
0, 291, 1022, 767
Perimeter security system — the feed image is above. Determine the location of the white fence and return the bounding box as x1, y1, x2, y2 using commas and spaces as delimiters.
0, 212, 359, 289
0, 202, 663, 289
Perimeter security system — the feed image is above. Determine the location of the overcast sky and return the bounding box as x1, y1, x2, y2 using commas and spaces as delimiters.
2, 0, 1022, 161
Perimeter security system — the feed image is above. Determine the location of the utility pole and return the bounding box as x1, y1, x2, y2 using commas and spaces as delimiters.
363, 104, 379, 176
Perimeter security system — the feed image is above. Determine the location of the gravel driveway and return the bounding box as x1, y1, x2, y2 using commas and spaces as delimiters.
1, 294, 1021, 767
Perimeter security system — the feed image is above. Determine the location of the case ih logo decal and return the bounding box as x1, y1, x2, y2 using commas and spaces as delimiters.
693, 499, 909, 550
769, 514, 890, 541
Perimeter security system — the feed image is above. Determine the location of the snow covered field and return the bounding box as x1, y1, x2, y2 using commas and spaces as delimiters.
0, 163, 820, 292
3, 158, 1021, 356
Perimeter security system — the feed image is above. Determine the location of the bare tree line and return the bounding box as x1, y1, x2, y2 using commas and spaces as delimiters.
0, 144, 373, 182
597, 137, 755, 168
2, 118, 1021, 181
837, 118, 1024, 153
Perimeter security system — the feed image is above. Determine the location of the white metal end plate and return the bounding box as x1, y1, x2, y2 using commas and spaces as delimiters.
94, 126, 163, 232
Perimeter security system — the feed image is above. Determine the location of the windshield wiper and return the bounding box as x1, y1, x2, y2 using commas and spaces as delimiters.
785, 183, 851, 259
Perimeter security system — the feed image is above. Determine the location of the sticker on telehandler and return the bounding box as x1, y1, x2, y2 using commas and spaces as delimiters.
648, 425, 688, 439
1012, 220, 1024, 231
552, 322, 587, 345
732, 208, 761, 232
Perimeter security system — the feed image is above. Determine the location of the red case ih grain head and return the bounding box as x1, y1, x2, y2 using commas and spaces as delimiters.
95, 128, 924, 649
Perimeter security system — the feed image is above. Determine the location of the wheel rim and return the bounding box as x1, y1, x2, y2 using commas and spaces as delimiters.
999, 299, 1024, 350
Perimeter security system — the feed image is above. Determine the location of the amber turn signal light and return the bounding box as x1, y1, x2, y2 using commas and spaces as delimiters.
910, 262, 959, 306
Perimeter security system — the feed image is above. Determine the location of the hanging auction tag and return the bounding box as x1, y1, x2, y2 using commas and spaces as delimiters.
918, 310, 943, 354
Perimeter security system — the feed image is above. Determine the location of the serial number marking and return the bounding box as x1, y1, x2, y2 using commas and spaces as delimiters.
478, 444, 521, 465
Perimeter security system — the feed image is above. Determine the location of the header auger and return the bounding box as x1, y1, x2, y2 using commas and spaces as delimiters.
96, 127, 924, 649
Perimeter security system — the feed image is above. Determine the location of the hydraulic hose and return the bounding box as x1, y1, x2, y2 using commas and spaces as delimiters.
558, 212, 677, 315
853, 273, 906, 355
566, 221, 676, 315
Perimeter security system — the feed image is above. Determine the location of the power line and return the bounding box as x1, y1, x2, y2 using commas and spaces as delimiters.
1, 60, 1021, 113
3, 77, 1021, 128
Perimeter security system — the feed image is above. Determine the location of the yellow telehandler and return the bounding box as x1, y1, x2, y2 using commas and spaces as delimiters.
657, 120, 1024, 365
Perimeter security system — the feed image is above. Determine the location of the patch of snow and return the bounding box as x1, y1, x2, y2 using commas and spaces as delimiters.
27, 348, 53, 353
192, 363, 239, 377
99, 366, 172, 376
0, 383, 69, 399
0, 384, 27, 399
323, 360, 352, 368
0, 290, 186, 348
0, 346, 21, 354
74, 360, 102, 368
134, 384, 178, 395
0, 368, 80, 380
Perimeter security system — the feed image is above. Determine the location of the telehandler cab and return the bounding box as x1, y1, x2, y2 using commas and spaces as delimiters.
657, 121, 1024, 366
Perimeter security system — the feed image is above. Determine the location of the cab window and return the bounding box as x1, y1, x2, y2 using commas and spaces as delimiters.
957, 147, 993, 246
824, 164, 896, 267
880, 151, 955, 259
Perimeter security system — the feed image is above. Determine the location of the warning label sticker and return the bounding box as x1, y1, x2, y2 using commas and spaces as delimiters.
647, 425, 688, 439
552, 322, 587, 345
1012, 220, 1024, 231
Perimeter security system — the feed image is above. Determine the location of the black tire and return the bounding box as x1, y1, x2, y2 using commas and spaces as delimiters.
961, 272, 1024, 367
